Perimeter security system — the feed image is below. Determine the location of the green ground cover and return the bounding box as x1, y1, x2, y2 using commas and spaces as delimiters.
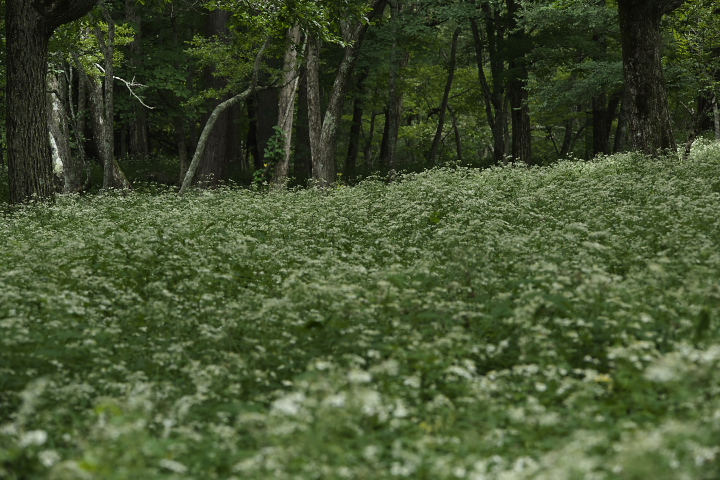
1, 144, 720, 479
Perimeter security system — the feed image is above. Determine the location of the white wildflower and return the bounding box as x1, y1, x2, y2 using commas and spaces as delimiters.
19, 430, 47, 447
38, 450, 61, 467
271, 391, 306, 416
347, 369, 372, 384
159, 458, 189, 473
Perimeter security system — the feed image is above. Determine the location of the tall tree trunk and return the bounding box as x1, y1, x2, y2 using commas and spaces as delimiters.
48, 72, 85, 192
195, 10, 241, 186
306, 35, 326, 184
293, 67, 313, 183
308, 0, 387, 186
506, 0, 532, 164
448, 105, 463, 162
364, 111, 380, 171
271, 26, 303, 187
471, 8, 508, 165
617, 0, 686, 155
346, 68, 369, 179
428, 27, 461, 167
75, 4, 130, 190
379, 0, 407, 171
125, 0, 149, 157
179, 37, 270, 193
6, 0, 98, 203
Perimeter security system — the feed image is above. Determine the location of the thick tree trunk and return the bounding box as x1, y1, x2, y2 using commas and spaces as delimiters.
617, 0, 686, 155
271, 26, 303, 187
6, 0, 98, 203
428, 27, 461, 167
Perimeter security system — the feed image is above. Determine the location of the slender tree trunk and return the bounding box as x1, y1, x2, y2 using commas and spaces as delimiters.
180, 37, 270, 193
74, 5, 130, 190
506, 0, 532, 164
428, 27, 461, 167
448, 105, 463, 162
48, 72, 85, 192
306, 35, 328, 184
293, 68, 313, 183
272, 26, 303, 187
197, 10, 240, 186
617, 0, 686, 155
346, 68, 369, 179
471, 12, 508, 165
380, 0, 406, 170
364, 111, 379, 171
308, 0, 386, 186
714, 98, 720, 140
125, 0, 149, 157
6, 0, 98, 203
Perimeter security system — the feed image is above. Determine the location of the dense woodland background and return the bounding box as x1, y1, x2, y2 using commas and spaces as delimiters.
1, 0, 720, 197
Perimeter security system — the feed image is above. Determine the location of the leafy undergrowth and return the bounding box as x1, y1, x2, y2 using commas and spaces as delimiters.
2, 144, 720, 479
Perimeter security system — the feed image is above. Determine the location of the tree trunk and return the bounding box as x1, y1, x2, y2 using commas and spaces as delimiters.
180, 38, 271, 193
48, 72, 85, 192
271, 26, 303, 188
471, 9, 508, 165
617, 0, 686, 155
6, 0, 98, 203
293, 68, 313, 183
428, 27, 461, 167
346, 68, 369, 179
308, 0, 387, 186
306, 35, 329, 184
196, 10, 240, 186
75, 4, 130, 190
449, 105, 463, 162
506, 0, 532, 164
714, 98, 720, 140
379, 0, 407, 171
125, 0, 149, 157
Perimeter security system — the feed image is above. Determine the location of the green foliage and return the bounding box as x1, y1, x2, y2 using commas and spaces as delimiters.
2, 147, 720, 478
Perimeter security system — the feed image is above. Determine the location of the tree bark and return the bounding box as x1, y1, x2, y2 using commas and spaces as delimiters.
617, 0, 687, 155
271, 26, 303, 188
47, 72, 85, 192
180, 37, 271, 193
506, 0, 532, 164
379, 0, 407, 171
196, 10, 241, 186
125, 0, 149, 157
346, 68, 369, 179
6, 0, 98, 203
471, 8, 508, 165
308, 0, 387, 186
73, 4, 130, 190
428, 27, 461, 167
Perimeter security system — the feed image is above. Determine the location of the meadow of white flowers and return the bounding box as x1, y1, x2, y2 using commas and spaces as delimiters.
1, 145, 720, 479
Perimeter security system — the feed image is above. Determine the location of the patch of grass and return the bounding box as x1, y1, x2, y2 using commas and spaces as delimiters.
2, 144, 720, 479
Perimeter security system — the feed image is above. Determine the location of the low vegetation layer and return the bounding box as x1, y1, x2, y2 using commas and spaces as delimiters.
2, 145, 720, 479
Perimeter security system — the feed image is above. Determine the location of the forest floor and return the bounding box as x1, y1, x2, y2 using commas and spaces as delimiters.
2, 143, 720, 479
